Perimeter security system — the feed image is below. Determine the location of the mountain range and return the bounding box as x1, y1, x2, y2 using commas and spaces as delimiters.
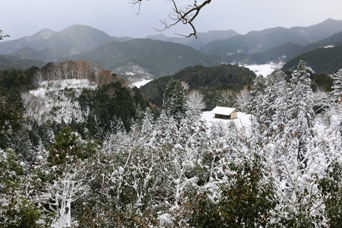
146, 30, 239, 50
201, 19, 342, 56
1, 18, 342, 76
0, 25, 130, 61
61, 39, 216, 79
282, 43, 342, 73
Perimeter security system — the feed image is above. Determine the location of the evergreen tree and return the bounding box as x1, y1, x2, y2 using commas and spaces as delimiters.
287, 61, 314, 168
47, 126, 102, 165
0, 149, 42, 227
248, 75, 266, 117
331, 69, 342, 102
0, 87, 25, 149
162, 79, 189, 118
30, 126, 102, 227
319, 161, 342, 227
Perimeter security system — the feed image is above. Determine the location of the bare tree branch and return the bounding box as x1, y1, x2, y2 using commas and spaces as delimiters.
130, 0, 212, 38
129, 0, 145, 15
0, 30, 10, 40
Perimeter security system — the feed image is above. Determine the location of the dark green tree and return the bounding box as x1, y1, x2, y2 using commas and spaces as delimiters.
162, 79, 189, 117
47, 126, 102, 165
0, 88, 25, 149
0, 149, 42, 227
319, 161, 342, 227
187, 154, 276, 227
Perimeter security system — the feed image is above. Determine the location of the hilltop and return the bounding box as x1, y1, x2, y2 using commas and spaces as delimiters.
0, 25, 129, 61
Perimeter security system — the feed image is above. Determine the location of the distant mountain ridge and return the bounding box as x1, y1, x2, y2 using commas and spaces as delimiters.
64, 39, 217, 79
1, 19, 342, 74
279, 30, 342, 74
0, 25, 239, 60
201, 19, 342, 57
223, 30, 342, 65
0, 25, 130, 61
282, 44, 342, 74
146, 30, 240, 50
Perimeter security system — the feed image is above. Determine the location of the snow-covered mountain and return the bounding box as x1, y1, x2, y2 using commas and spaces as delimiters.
0, 25, 126, 60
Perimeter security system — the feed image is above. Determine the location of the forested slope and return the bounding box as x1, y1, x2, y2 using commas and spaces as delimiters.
139, 64, 256, 109
2, 62, 342, 227
283, 44, 342, 73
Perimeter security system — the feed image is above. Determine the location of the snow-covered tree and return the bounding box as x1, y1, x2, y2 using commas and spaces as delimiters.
181, 120, 277, 227
248, 69, 288, 137
235, 89, 250, 112
248, 74, 266, 116
216, 89, 237, 107
44, 162, 89, 228
29, 126, 102, 227
331, 69, 342, 102
319, 159, 342, 227
186, 90, 206, 114
163, 79, 189, 118
0, 149, 42, 227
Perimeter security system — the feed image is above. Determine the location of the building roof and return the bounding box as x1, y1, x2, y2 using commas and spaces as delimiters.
212, 106, 236, 116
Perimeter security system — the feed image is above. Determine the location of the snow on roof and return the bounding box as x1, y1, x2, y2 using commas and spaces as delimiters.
212, 106, 236, 116
201, 111, 252, 134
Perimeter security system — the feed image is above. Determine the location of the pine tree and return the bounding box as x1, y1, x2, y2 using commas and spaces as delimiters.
287, 61, 314, 168
162, 79, 189, 119
248, 75, 266, 118
47, 126, 101, 165
0, 149, 42, 227
319, 161, 342, 227
331, 69, 342, 102
249, 69, 289, 137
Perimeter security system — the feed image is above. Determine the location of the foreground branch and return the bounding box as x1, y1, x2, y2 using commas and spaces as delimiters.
130, 0, 212, 38
0, 30, 10, 40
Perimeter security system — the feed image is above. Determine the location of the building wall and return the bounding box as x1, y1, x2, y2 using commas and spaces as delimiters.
214, 110, 238, 119
231, 110, 238, 119
215, 114, 230, 119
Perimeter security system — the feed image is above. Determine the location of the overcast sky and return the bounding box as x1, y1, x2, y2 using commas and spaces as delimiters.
2, 0, 342, 40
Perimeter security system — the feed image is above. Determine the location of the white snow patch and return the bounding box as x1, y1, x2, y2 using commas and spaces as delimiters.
125, 71, 136, 76
201, 110, 252, 130
130, 79, 153, 88
158, 213, 173, 225
242, 62, 283, 77
323, 45, 334, 49
30, 79, 96, 97
40, 79, 97, 90
23, 79, 97, 125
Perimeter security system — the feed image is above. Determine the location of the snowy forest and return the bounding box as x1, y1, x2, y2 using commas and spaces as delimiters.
1, 60, 342, 227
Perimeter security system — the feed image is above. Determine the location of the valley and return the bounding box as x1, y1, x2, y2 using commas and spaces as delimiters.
1, 18, 342, 227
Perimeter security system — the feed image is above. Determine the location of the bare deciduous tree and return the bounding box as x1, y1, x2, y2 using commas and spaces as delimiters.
235, 89, 251, 112
130, 0, 212, 38
187, 89, 206, 112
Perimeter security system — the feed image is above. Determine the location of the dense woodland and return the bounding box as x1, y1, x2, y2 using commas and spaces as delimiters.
139, 64, 256, 110
283, 44, 342, 74
1, 59, 342, 227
